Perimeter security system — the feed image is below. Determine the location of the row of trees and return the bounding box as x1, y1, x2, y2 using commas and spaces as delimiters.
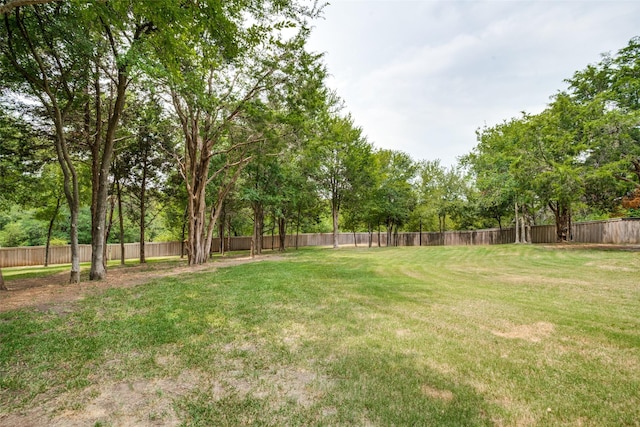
465, 37, 640, 242
1, 0, 327, 286
1, 0, 639, 287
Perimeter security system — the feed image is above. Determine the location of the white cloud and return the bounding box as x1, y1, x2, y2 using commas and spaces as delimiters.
307, 0, 640, 166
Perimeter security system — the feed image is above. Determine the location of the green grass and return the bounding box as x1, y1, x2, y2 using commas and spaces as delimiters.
1, 245, 639, 426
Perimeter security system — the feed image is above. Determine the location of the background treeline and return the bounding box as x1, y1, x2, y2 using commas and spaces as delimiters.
1, 1, 639, 284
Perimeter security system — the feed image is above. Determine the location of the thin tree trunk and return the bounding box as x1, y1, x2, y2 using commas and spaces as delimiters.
0, 268, 6, 291
139, 159, 147, 264
295, 207, 300, 250
520, 204, 527, 244
332, 202, 339, 249
44, 196, 62, 267
181, 205, 187, 259
278, 217, 286, 251
219, 218, 225, 257
253, 203, 264, 256
117, 179, 125, 265
515, 201, 520, 244
227, 220, 231, 255
57, 126, 80, 284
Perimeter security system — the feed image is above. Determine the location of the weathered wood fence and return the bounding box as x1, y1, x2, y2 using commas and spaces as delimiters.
1, 218, 639, 268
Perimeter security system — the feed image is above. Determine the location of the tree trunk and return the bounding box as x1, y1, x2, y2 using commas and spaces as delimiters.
520, 204, 527, 244
181, 205, 188, 259
278, 217, 286, 251
0, 268, 6, 291
270, 220, 274, 250
514, 201, 520, 244
139, 159, 147, 264
295, 207, 300, 250
252, 203, 264, 256
219, 218, 225, 257
549, 201, 570, 242
90, 65, 128, 280
44, 196, 62, 267
56, 126, 80, 284
104, 188, 116, 264
227, 220, 231, 255
332, 202, 339, 249
117, 179, 125, 265
386, 219, 393, 247
523, 204, 531, 244
393, 226, 399, 247
68, 190, 81, 284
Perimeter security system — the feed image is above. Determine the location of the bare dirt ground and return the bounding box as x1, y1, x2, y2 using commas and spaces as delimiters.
0, 253, 281, 314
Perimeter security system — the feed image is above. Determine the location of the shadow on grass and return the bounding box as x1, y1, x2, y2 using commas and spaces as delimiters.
175, 347, 494, 426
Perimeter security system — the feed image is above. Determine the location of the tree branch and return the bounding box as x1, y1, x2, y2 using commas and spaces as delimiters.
0, 0, 55, 14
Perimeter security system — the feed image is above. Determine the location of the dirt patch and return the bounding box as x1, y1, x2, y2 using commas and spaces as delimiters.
491, 322, 555, 343
540, 243, 640, 252
0, 254, 283, 314
0, 370, 202, 427
421, 384, 454, 401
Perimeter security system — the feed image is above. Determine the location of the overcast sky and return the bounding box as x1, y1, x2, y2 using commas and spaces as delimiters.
306, 0, 640, 167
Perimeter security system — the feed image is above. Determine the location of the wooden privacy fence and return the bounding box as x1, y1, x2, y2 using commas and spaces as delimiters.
0, 242, 183, 268
1, 218, 639, 268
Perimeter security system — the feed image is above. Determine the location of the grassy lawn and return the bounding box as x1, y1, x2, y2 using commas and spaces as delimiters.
1, 245, 639, 426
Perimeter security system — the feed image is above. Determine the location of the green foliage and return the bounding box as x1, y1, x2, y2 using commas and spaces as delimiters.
373, 149, 417, 233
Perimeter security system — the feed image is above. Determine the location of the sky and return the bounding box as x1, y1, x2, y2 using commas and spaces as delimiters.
306, 0, 640, 167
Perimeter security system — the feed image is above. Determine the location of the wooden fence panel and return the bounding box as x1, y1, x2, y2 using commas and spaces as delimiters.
530, 225, 556, 243
602, 218, 640, 244
2, 219, 640, 268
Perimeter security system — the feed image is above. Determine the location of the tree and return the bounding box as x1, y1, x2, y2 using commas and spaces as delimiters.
117, 93, 176, 263
520, 95, 588, 241
0, 106, 52, 288
162, 8, 322, 264
463, 123, 521, 231
566, 37, 640, 208
373, 150, 416, 245
33, 164, 65, 266
1, 2, 93, 282
307, 112, 371, 248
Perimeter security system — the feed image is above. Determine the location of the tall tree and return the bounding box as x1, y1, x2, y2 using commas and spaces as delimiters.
374, 149, 416, 245
566, 37, 640, 206
519, 95, 587, 241
308, 112, 371, 248
117, 93, 176, 263
164, 11, 321, 264
1, 2, 91, 282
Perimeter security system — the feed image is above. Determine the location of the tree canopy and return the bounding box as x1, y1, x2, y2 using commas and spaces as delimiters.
2, 3, 640, 286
